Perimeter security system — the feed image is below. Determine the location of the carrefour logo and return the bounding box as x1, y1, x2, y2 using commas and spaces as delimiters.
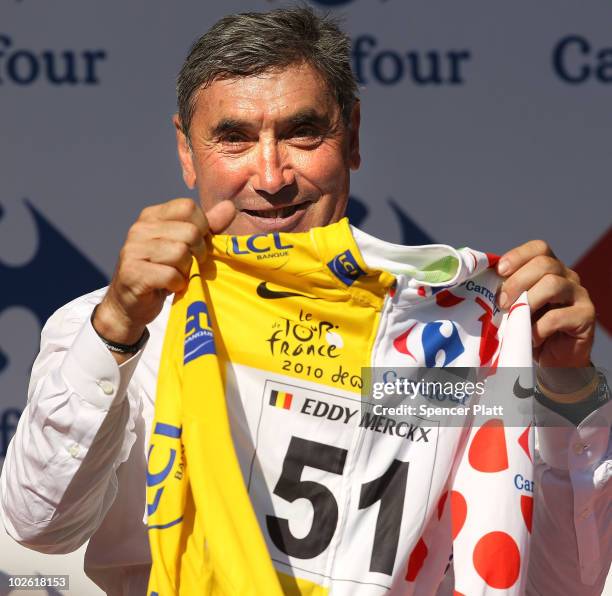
0, 200, 107, 333
352, 35, 471, 86
0, 199, 108, 462
393, 320, 465, 367
552, 35, 612, 84
0, 34, 107, 85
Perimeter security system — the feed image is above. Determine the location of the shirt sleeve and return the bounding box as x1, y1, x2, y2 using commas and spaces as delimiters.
527, 397, 612, 594
0, 290, 146, 554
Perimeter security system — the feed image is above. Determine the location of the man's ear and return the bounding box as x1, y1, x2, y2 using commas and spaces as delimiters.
173, 114, 196, 189
348, 100, 361, 171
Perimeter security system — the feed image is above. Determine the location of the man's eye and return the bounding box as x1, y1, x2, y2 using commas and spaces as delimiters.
293, 127, 319, 138
221, 132, 249, 143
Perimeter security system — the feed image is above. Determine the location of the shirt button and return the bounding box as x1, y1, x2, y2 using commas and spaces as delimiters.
68, 444, 80, 458
573, 442, 587, 455
580, 508, 591, 520
97, 380, 115, 395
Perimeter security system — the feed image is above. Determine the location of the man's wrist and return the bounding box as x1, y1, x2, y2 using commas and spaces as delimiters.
535, 367, 611, 425
91, 304, 149, 355
535, 364, 598, 399
92, 299, 146, 346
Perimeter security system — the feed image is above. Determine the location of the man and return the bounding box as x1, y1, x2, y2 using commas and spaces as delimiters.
1, 6, 609, 595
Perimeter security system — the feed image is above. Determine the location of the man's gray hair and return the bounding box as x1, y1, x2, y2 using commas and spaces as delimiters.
177, 6, 358, 137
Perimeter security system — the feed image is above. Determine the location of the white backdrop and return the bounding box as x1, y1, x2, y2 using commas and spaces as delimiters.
1, 1, 610, 593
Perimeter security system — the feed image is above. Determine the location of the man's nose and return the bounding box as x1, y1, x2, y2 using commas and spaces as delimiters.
251, 139, 294, 195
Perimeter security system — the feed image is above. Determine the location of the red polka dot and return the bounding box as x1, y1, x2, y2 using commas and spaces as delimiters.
418, 285, 427, 297
435, 290, 465, 308
405, 538, 428, 582
518, 424, 532, 463
437, 491, 449, 520
486, 253, 500, 268
521, 495, 533, 533
451, 490, 467, 540
468, 419, 509, 473
473, 531, 521, 589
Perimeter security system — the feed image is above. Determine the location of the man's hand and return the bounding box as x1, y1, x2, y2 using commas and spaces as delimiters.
496, 239, 596, 370
93, 198, 235, 359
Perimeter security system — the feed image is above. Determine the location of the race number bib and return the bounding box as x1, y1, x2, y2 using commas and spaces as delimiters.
226, 365, 442, 594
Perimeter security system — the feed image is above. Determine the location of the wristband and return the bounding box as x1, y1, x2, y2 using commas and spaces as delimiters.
536, 371, 600, 404
91, 304, 150, 354
535, 369, 611, 425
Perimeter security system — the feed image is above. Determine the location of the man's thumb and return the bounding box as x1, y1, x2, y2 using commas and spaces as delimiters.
206, 200, 236, 234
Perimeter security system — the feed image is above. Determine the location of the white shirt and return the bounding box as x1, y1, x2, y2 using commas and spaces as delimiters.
1, 267, 611, 595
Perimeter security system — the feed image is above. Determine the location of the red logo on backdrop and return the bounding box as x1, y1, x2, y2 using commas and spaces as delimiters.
573, 226, 612, 335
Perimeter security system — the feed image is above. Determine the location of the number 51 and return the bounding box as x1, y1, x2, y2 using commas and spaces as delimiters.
266, 436, 409, 576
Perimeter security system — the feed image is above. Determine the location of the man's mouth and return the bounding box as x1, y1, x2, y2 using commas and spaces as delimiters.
242, 203, 308, 219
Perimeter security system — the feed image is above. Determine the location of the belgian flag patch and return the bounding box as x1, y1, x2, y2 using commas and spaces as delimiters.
269, 390, 293, 410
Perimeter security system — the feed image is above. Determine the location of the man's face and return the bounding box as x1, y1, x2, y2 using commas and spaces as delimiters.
175, 62, 360, 235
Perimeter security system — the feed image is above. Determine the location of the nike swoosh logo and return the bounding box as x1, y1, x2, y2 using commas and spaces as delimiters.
256, 282, 320, 300
513, 377, 535, 399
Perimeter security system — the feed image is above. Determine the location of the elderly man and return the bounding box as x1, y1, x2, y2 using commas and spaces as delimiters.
1, 6, 609, 596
